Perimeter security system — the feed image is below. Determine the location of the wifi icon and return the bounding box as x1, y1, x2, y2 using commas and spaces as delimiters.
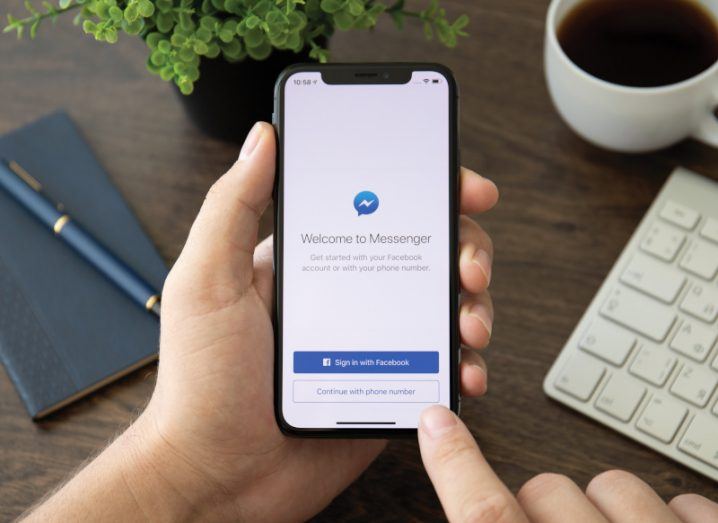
423, 78, 430, 83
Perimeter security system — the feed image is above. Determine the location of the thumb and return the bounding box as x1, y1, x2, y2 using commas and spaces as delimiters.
171, 122, 275, 296
418, 406, 527, 523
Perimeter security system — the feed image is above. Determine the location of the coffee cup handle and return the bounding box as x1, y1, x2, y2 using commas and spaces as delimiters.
692, 94, 718, 147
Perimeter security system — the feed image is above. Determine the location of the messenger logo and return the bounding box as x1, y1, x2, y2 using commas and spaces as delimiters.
353, 190, 379, 216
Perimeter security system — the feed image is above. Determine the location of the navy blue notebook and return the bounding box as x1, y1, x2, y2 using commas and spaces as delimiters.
0, 112, 168, 419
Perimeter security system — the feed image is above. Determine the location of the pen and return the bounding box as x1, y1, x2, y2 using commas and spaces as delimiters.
0, 158, 161, 317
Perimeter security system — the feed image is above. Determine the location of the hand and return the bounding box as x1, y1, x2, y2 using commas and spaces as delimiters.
418, 405, 718, 523
122, 122, 499, 520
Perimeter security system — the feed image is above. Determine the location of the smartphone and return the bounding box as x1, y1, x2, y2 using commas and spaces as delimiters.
274, 63, 459, 436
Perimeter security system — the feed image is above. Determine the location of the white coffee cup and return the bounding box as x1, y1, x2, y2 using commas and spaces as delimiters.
545, 0, 718, 153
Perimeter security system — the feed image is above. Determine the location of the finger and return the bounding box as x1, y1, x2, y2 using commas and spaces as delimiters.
171, 122, 275, 296
418, 406, 527, 523
460, 167, 499, 215
253, 235, 274, 311
586, 470, 681, 523
460, 349, 488, 397
459, 216, 493, 294
517, 473, 607, 523
460, 291, 493, 349
668, 494, 718, 523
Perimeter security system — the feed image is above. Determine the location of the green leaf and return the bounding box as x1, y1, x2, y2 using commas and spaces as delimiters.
155, 12, 174, 32
245, 15, 261, 29
286, 30, 301, 50
145, 31, 163, 48
59, 0, 72, 8
178, 78, 194, 95
221, 38, 242, 59
105, 27, 118, 43
435, 19, 455, 47
347, 0, 363, 16
156, 0, 173, 12
287, 10, 307, 30
424, 0, 438, 18
246, 38, 271, 59
124, 4, 138, 22
334, 8, 353, 30
186, 67, 200, 83
193, 40, 209, 54
109, 6, 123, 22
224, 0, 242, 14
205, 42, 220, 58
195, 27, 212, 42
422, 20, 433, 40
179, 12, 195, 31
219, 28, 235, 43
138, 0, 154, 18
170, 32, 186, 45
243, 26, 264, 47
24, 1, 38, 16
178, 47, 195, 61
29, 19, 39, 39
320, 0, 343, 14
309, 45, 329, 62
123, 18, 144, 34
253, 0, 273, 17
150, 49, 167, 65
160, 65, 174, 81
452, 13, 469, 31
199, 15, 219, 30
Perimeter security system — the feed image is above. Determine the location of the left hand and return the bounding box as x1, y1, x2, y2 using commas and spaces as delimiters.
124, 122, 499, 520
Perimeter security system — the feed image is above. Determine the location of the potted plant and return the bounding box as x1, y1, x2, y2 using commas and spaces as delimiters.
5, 0, 469, 142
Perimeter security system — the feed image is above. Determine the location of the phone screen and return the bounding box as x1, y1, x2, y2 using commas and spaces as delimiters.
278, 67, 456, 431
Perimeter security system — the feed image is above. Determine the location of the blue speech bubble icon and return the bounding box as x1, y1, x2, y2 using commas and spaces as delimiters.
353, 191, 379, 216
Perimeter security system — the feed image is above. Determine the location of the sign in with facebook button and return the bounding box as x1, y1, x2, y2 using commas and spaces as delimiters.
293, 351, 439, 373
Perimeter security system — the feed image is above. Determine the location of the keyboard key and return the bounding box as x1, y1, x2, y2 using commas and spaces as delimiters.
637, 395, 687, 443
640, 223, 686, 262
601, 287, 676, 342
620, 254, 685, 303
670, 364, 718, 408
670, 320, 717, 362
680, 283, 718, 323
596, 374, 645, 422
701, 217, 718, 244
630, 345, 676, 386
660, 200, 700, 230
678, 414, 718, 469
579, 320, 635, 366
555, 355, 605, 401
680, 240, 718, 280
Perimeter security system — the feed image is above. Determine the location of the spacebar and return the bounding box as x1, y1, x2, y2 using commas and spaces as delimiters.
600, 287, 676, 342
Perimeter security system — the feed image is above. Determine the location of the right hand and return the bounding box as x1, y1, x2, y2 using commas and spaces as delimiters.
418, 405, 718, 522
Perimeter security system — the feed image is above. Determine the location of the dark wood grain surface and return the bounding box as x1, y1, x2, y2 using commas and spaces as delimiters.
1, 0, 717, 520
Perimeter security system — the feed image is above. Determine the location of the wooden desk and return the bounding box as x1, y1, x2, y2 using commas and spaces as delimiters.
1, 0, 717, 519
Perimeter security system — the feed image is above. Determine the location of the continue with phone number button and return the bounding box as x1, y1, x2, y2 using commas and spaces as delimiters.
293, 380, 440, 403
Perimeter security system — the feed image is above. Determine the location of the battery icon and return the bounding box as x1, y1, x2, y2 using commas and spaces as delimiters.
432, 79, 439, 83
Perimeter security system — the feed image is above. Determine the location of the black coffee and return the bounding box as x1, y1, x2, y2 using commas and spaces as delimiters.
558, 0, 718, 87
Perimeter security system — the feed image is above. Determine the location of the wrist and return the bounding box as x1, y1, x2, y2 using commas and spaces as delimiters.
113, 409, 239, 522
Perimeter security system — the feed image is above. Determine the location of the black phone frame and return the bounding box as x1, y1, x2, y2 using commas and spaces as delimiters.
273, 63, 460, 437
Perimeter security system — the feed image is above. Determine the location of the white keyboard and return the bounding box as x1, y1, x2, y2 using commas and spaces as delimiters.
544, 168, 718, 482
